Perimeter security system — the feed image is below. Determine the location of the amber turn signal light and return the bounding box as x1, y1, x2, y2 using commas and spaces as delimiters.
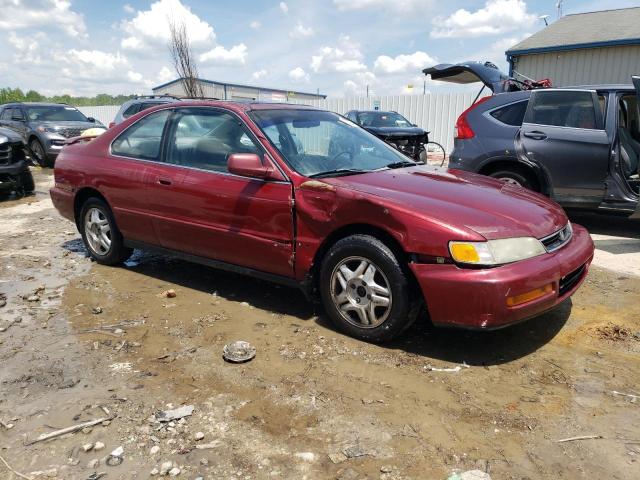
506, 283, 554, 307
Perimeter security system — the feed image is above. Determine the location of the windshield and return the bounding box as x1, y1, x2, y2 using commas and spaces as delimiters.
250, 109, 411, 177
26, 105, 88, 122
357, 111, 412, 128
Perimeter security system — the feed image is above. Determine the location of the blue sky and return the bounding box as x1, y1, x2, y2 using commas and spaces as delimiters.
0, 0, 638, 97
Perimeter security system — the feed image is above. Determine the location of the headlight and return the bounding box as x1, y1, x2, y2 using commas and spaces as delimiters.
449, 237, 546, 266
37, 126, 59, 133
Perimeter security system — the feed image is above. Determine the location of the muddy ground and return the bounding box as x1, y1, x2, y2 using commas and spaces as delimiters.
1, 169, 639, 480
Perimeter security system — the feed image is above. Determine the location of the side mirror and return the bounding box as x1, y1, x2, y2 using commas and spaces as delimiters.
227, 153, 285, 181
87, 117, 96, 123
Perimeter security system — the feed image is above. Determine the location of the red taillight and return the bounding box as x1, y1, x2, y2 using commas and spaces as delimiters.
454, 95, 491, 140
108, 122, 115, 128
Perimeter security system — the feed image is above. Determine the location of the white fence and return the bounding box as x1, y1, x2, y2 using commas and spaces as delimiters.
79, 93, 480, 152
77, 105, 120, 127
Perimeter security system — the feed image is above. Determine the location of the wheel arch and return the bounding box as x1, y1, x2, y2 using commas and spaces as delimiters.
478, 156, 550, 195
304, 223, 420, 300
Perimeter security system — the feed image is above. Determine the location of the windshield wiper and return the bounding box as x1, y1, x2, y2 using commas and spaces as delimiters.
309, 168, 367, 179
385, 160, 423, 169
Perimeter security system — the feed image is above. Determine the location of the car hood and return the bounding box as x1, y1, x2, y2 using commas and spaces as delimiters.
325, 166, 567, 240
423, 61, 521, 94
363, 126, 426, 137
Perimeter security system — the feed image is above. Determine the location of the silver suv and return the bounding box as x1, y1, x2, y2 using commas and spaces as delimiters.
110, 95, 179, 128
0, 102, 104, 167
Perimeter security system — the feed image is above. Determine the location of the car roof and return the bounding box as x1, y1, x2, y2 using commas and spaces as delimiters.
151, 100, 319, 113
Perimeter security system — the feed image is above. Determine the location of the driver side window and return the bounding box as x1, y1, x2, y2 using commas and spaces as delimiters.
165, 109, 261, 173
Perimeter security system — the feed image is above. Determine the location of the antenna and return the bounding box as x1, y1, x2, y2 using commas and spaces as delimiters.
556, 0, 563, 18
539, 14, 550, 26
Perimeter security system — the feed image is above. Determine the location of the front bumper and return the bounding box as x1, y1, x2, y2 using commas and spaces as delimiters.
0, 160, 30, 191
409, 224, 594, 329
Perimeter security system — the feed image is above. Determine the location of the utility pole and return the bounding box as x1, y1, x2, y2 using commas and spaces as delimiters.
423, 80, 426, 95
366, 84, 369, 98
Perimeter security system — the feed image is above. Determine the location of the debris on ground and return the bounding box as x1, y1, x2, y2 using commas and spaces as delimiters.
447, 471, 492, 480
222, 340, 256, 363
25, 417, 113, 445
91, 306, 103, 314
106, 446, 124, 466
556, 434, 603, 443
158, 289, 177, 298
155, 405, 194, 422
424, 362, 470, 373
611, 390, 639, 402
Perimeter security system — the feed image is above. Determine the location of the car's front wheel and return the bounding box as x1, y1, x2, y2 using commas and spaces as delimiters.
29, 138, 50, 168
80, 197, 132, 265
319, 235, 418, 342
18, 168, 35, 194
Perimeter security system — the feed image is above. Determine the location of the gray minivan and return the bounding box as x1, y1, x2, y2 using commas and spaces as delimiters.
424, 62, 640, 218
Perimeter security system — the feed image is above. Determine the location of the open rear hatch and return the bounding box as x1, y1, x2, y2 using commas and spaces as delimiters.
423, 61, 550, 94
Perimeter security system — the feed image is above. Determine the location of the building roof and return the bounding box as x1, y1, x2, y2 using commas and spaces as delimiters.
507, 7, 640, 55
152, 77, 326, 99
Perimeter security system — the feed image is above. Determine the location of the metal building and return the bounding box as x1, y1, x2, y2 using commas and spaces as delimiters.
506, 7, 640, 87
152, 77, 326, 102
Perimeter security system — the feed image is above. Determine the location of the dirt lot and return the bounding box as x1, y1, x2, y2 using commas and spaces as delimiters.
1, 169, 639, 480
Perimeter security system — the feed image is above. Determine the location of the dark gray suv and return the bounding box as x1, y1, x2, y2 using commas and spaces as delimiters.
0, 102, 104, 167
425, 62, 640, 219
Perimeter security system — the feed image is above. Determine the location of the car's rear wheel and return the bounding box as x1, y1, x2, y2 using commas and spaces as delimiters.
489, 168, 538, 191
80, 197, 132, 265
29, 138, 50, 168
319, 235, 417, 342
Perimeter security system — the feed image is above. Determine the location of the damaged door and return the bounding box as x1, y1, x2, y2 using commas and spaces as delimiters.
518, 89, 609, 207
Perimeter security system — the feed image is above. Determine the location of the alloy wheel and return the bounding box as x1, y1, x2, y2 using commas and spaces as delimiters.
84, 207, 112, 255
330, 256, 392, 328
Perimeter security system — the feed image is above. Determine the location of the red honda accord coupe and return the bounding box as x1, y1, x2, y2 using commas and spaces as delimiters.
50, 101, 594, 342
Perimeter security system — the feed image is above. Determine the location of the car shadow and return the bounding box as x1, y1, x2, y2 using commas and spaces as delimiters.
60, 243, 571, 366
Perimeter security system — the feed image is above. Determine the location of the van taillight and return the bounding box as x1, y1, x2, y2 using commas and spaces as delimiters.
454, 96, 491, 140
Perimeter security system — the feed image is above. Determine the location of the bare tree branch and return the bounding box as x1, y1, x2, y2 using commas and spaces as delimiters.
168, 18, 204, 98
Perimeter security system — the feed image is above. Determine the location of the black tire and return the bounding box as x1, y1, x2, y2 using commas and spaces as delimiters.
29, 138, 50, 168
19, 168, 35, 194
79, 197, 132, 265
319, 234, 418, 342
489, 168, 538, 191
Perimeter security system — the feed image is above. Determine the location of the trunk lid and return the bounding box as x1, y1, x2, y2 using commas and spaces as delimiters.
423, 61, 522, 94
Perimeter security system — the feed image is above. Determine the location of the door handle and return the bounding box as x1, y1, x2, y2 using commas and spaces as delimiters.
158, 178, 172, 186
523, 131, 547, 140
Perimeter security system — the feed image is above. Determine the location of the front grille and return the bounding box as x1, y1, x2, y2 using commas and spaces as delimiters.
0, 143, 10, 165
559, 264, 586, 296
540, 223, 573, 253
385, 136, 425, 160
59, 128, 84, 138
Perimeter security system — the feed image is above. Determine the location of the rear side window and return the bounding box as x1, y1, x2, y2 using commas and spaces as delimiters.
0, 108, 12, 120
525, 91, 599, 129
489, 100, 528, 126
122, 104, 141, 118
111, 109, 170, 160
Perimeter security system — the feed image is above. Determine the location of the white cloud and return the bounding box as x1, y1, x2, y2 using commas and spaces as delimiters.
311, 35, 366, 73
0, 0, 86, 37
120, 0, 215, 51
431, 0, 537, 38
199, 43, 248, 65
279, 1, 288, 14
158, 66, 174, 83
290, 23, 314, 38
123, 3, 135, 14
333, 0, 433, 13
127, 70, 144, 83
374, 51, 436, 74
250, 20, 261, 29
251, 69, 268, 81
343, 71, 376, 96
288, 66, 309, 83
8, 31, 43, 64
57, 49, 130, 81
